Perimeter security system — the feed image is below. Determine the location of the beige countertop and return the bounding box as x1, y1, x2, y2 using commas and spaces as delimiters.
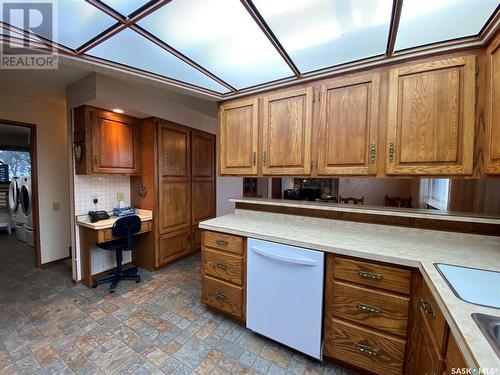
199, 209, 500, 370
230, 197, 500, 225
76, 209, 153, 230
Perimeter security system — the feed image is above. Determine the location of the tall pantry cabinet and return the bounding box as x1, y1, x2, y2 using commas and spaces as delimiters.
131, 118, 215, 271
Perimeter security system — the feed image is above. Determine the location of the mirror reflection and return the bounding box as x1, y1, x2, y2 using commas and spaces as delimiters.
242, 177, 500, 217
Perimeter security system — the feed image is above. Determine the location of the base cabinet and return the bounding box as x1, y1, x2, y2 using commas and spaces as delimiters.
201, 230, 246, 322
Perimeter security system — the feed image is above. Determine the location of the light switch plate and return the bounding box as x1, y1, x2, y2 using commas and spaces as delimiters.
52, 202, 60, 211
117, 192, 124, 201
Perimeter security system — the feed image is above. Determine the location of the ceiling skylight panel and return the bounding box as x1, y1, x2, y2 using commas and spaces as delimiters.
100, 0, 154, 18
252, 0, 393, 73
137, 0, 294, 89
395, 0, 499, 51
2, 0, 118, 49
86, 28, 228, 93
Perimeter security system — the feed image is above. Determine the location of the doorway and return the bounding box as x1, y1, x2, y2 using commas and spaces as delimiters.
0, 120, 41, 267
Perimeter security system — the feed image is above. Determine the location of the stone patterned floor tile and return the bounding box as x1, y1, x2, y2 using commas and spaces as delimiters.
0, 235, 358, 375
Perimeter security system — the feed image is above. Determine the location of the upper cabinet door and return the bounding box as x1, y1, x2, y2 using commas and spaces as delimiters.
90, 110, 140, 174
386, 56, 475, 175
219, 98, 259, 175
485, 35, 500, 174
262, 87, 314, 175
317, 74, 379, 176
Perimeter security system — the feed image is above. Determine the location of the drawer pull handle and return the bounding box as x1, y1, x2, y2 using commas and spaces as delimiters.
355, 343, 379, 357
420, 298, 435, 318
215, 292, 227, 300
216, 263, 227, 271
216, 240, 228, 246
357, 303, 382, 314
358, 270, 384, 280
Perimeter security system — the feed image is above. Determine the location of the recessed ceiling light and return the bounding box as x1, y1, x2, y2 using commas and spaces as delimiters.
112, 108, 124, 114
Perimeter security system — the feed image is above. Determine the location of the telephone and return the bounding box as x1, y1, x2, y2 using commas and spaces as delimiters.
88, 210, 110, 223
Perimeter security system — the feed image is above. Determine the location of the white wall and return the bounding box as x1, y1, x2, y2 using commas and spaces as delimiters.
0, 91, 70, 263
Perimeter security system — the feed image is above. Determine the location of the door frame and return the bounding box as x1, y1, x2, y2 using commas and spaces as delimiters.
0, 119, 41, 267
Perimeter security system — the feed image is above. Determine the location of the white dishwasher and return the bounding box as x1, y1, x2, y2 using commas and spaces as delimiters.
247, 238, 324, 359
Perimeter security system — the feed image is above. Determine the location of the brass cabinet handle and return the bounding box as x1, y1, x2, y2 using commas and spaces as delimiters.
358, 270, 384, 280
262, 151, 267, 166
215, 292, 227, 300
251, 152, 256, 166
370, 144, 376, 163
215, 263, 227, 271
420, 298, 436, 318
216, 239, 228, 246
357, 302, 382, 314
388, 142, 395, 162
355, 343, 379, 357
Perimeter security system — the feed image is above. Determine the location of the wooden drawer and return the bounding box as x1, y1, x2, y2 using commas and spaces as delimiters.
202, 275, 244, 320
202, 247, 243, 286
99, 220, 152, 243
333, 257, 411, 295
419, 280, 447, 353
203, 231, 243, 255
332, 281, 410, 337
324, 318, 406, 375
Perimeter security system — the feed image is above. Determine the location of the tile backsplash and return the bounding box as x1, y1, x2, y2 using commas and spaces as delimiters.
74, 175, 132, 274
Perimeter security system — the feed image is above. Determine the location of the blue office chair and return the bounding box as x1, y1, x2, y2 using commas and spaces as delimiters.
92, 215, 141, 293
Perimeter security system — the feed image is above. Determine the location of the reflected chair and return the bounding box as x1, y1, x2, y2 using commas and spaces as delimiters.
92, 215, 141, 293
385, 195, 412, 208
338, 195, 364, 205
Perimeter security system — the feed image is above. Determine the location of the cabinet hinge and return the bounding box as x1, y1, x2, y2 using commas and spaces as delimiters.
370, 144, 376, 163
312, 92, 316, 102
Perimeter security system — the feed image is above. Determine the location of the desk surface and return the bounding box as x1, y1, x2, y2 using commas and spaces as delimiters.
76, 209, 153, 230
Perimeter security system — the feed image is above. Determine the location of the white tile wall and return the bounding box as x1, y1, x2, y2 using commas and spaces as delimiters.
74, 175, 132, 274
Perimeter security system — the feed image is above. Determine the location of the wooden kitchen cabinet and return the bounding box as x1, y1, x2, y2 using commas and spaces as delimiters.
413, 308, 444, 375
484, 33, 500, 174
386, 56, 475, 175
74, 105, 141, 175
317, 73, 380, 175
444, 333, 470, 374
219, 98, 259, 175
262, 87, 314, 175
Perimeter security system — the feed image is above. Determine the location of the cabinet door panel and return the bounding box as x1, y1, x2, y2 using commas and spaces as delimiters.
158, 122, 191, 234
159, 125, 189, 177
219, 99, 258, 175
485, 35, 500, 174
318, 74, 379, 175
191, 131, 215, 225
90, 110, 139, 174
387, 57, 475, 175
262, 87, 313, 175
158, 229, 191, 266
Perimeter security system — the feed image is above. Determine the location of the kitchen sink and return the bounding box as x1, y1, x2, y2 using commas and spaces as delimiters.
472, 313, 500, 359
435, 263, 500, 309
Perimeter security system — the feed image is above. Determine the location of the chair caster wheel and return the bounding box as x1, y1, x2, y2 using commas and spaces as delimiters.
136, 276, 141, 283
92, 282, 97, 288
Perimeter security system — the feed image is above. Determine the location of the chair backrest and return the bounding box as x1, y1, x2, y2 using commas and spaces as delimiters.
111, 215, 141, 249
385, 195, 412, 208
338, 195, 364, 205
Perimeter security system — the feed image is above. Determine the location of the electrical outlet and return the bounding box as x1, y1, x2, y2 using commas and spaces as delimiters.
92, 195, 99, 205
52, 202, 60, 211
117, 192, 124, 201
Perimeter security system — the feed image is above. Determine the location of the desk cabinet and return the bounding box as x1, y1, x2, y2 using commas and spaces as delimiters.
74, 106, 141, 175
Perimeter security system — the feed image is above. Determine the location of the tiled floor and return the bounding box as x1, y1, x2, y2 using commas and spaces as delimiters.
0, 233, 357, 375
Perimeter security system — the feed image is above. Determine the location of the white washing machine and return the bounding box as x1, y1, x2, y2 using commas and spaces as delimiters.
20, 176, 34, 247
8, 176, 26, 242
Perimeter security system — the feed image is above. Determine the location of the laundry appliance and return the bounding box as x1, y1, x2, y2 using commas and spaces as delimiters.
20, 176, 34, 247
8, 176, 26, 241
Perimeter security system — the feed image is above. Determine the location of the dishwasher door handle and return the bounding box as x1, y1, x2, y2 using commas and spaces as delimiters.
251, 246, 318, 266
